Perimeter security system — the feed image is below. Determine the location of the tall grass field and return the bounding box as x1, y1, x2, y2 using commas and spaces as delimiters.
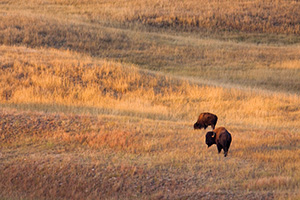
0, 1, 299, 199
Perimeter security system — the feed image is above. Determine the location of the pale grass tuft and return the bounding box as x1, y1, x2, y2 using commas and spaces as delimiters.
248, 176, 292, 190
272, 60, 300, 69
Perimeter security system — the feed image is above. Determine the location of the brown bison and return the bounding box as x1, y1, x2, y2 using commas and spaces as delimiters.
205, 127, 232, 157
194, 112, 218, 130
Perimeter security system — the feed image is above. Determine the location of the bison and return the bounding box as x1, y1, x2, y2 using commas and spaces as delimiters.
194, 112, 218, 130
205, 127, 232, 157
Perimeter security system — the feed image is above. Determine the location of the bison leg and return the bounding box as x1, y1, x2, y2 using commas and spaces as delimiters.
217, 144, 222, 154
224, 151, 228, 157
211, 124, 215, 130
224, 141, 231, 157
223, 146, 229, 157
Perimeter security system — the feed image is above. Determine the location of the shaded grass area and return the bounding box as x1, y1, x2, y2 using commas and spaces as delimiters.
0, 103, 175, 121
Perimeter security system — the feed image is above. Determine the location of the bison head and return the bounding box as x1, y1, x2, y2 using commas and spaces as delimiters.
205, 131, 216, 147
194, 122, 203, 129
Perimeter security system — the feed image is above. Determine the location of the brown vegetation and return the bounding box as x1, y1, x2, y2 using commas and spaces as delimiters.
1, 45, 299, 129
1, 108, 299, 199
1, 15, 300, 94
0, 0, 300, 199
2, 0, 300, 34
1, 11, 300, 94
1, 46, 299, 199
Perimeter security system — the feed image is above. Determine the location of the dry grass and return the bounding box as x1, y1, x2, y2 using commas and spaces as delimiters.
0, 13, 300, 94
0, 111, 299, 199
0, 46, 300, 199
2, 0, 300, 35
1, 45, 300, 129
1, 1, 300, 199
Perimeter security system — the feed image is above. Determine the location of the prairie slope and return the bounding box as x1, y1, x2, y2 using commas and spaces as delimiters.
1, 1, 300, 199
1, 3, 300, 94
0, 46, 300, 199
2, 0, 300, 35
1, 109, 299, 200
1, 45, 300, 130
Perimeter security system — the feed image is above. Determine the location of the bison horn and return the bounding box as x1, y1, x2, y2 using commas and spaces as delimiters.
212, 132, 216, 137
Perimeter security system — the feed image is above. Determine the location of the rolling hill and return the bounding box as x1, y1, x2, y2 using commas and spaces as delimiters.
0, 0, 300, 199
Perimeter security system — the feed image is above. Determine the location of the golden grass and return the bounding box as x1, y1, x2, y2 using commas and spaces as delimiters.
1, 11, 299, 94
0, 1, 300, 199
270, 60, 300, 69
3, 0, 300, 35
1, 109, 299, 199
1, 45, 299, 130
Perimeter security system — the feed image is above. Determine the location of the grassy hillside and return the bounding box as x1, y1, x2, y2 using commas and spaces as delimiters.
1, 1, 300, 94
1, 109, 299, 199
2, 0, 300, 35
1, 46, 299, 199
1, 45, 299, 129
0, 0, 300, 199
